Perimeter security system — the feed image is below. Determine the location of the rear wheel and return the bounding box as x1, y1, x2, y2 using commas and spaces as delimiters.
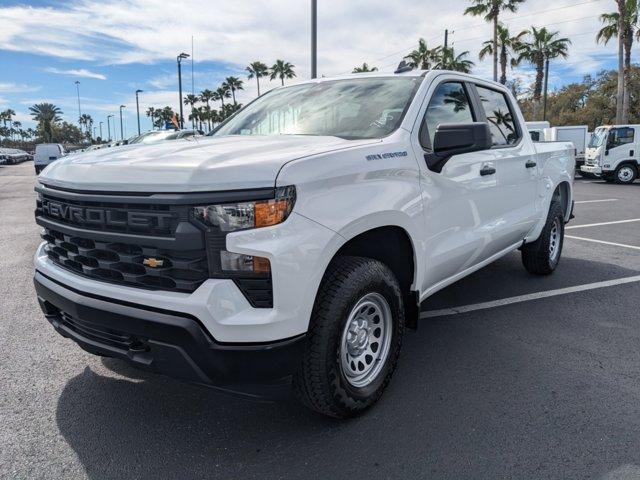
614, 164, 637, 184
521, 201, 565, 275
294, 256, 404, 418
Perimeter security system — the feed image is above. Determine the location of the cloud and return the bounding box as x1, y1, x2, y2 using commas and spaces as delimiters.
45, 67, 107, 80
0, 82, 41, 93
0, 0, 620, 84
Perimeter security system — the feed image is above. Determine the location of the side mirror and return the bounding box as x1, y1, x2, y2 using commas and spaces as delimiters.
425, 122, 492, 173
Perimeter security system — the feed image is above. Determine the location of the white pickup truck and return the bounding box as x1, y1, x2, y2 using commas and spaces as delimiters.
582, 125, 640, 184
34, 71, 575, 418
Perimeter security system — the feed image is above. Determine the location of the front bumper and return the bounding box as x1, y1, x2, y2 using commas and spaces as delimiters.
35, 272, 306, 397
581, 164, 602, 175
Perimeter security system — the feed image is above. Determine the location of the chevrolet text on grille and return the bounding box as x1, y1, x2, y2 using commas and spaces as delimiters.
41, 199, 173, 229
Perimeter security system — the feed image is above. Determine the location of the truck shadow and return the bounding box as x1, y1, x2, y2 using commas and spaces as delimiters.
55, 255, 640, 479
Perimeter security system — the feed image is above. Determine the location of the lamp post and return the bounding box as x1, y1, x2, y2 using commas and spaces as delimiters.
135, 89, 143, 135
93, 126, 97, 141
177, 52, 190, 129
99, 121, 103, 142
107, 114, 114, 142
119, 105, 126, 141
311, 0, 317, 79
74, 81, 82, 128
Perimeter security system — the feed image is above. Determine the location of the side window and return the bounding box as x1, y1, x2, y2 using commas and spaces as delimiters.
475, 85, 520, 147
423, 82, 474, 148
608, 127, 634, 148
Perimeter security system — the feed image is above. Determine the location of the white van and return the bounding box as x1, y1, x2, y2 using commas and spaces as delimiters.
34, 144, 66, 174
582, 125, 640, 184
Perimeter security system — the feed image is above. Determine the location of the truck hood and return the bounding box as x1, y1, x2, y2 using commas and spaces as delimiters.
39, 135, 380, 192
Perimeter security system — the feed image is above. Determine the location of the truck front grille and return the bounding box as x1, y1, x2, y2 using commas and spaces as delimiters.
42, 227, 209, 292
585, 157, 598, 166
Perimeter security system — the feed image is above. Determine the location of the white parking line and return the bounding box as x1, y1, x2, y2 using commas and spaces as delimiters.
420, 275, 640, 318
566, 235, 640, 251
574, 198, 618, 204
566, 218, 640, 230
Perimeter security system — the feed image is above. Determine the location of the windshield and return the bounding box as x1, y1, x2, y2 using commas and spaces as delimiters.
588, 127, 608, 148
211, 77, 422, 140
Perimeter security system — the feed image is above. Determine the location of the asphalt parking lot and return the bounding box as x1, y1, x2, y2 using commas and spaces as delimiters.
1, 161, 639, 480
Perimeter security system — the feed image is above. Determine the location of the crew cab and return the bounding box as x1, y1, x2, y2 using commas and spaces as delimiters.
34, 71, 575, 418
582, 125, 640, 184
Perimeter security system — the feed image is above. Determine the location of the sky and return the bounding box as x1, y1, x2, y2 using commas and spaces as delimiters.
0, 0, 621, 139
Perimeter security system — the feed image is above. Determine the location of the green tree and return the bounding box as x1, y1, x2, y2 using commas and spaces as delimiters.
515, 27, 571, 120
464, 0, 525, 82
270, 60, 296, 86
214, 86, 231, 108
479, 24, 520, 84
29, 103, 63, 142
246, 61, 269, 96
352, 63, 379, 73
407, 38, 441, 70
223, 76, 244, 105
596, 0, 639, 122
183, 94, 199, 129
435, 47, 475, 73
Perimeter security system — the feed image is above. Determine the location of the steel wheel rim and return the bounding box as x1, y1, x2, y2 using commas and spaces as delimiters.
340, 292, 393, 388
618, 166, 634, 182
549, 217, 561, 262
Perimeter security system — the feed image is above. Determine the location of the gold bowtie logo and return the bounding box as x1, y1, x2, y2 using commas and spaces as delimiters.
143, 258, 164, 268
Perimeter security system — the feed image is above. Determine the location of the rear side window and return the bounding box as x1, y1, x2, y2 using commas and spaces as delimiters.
609, 127, 634, 147
475, 86, 519, 146
423, 82, 474, 148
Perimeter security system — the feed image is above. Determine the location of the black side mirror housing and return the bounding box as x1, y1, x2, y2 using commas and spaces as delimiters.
425, 122, 493, 173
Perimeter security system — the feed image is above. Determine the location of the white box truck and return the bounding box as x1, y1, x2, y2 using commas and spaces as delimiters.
545, 126, 588, 173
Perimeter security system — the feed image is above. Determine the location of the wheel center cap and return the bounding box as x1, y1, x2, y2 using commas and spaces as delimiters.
347, 318, 370, 355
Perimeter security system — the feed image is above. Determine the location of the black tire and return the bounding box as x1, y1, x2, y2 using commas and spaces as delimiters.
34, 166, 40, 175
293, 256, 405, 418
614, 164, 637, 184
604, 176, 615, 183
521, 201, 565, 275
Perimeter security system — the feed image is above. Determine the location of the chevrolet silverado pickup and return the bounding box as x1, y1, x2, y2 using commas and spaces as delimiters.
34, 70, 575, 418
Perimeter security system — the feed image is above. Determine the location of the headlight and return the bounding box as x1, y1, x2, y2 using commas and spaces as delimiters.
192, 185, 296, 232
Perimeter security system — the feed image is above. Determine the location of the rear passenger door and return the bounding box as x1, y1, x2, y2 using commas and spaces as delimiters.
471, 83, 538, 250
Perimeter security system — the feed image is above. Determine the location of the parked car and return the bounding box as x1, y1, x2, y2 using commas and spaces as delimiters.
0, 147, 31, 164
33, 70, 575, 418
582, 125, 640, 184
34, 143, 66, 174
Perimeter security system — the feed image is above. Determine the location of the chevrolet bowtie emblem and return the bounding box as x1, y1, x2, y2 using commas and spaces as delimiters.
143, 258, 164, 268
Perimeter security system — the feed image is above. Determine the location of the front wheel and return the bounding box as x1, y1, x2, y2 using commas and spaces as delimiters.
293, 256, 404, 418
614, 164, 637, 184
521, 201, 565, 275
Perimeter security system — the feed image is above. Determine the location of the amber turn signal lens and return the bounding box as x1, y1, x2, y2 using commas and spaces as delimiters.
252, 256, 271, 273
255, 199, 291, 228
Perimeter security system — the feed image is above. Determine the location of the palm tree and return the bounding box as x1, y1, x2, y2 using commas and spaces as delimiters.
596, 0, 639, 123
515, 27, 571, 120
435, 47, 475, 73
479, 24, 521, 84
199, 89, 215, 130
464, 0, 525, 82
215, 86, 231, 108
224, 76, 244, 105
352, 63, 379, 73
246, 61, 269, 96
1, 109, 16, 143
270, 60, 296, 86
145, 107, 157, 129
183, 94, 199, 129
407, 38, 441, 70
29, 103, 63, 142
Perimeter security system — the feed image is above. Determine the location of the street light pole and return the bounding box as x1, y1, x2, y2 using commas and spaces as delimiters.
135, 89, 143, 135
177, 53, 190, 129
99, 121, 103, 141
74, 81, 82, 128
311, 0, 317, 79
107, 115, 113, 142
119, 105, 126, 141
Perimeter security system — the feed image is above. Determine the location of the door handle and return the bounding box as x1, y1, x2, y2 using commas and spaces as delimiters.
630, 150, 634, 156
525, 160, 537, 168
480, 165, 496, 176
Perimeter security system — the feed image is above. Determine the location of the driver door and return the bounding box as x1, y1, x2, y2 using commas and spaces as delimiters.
412, 79, 501, 292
